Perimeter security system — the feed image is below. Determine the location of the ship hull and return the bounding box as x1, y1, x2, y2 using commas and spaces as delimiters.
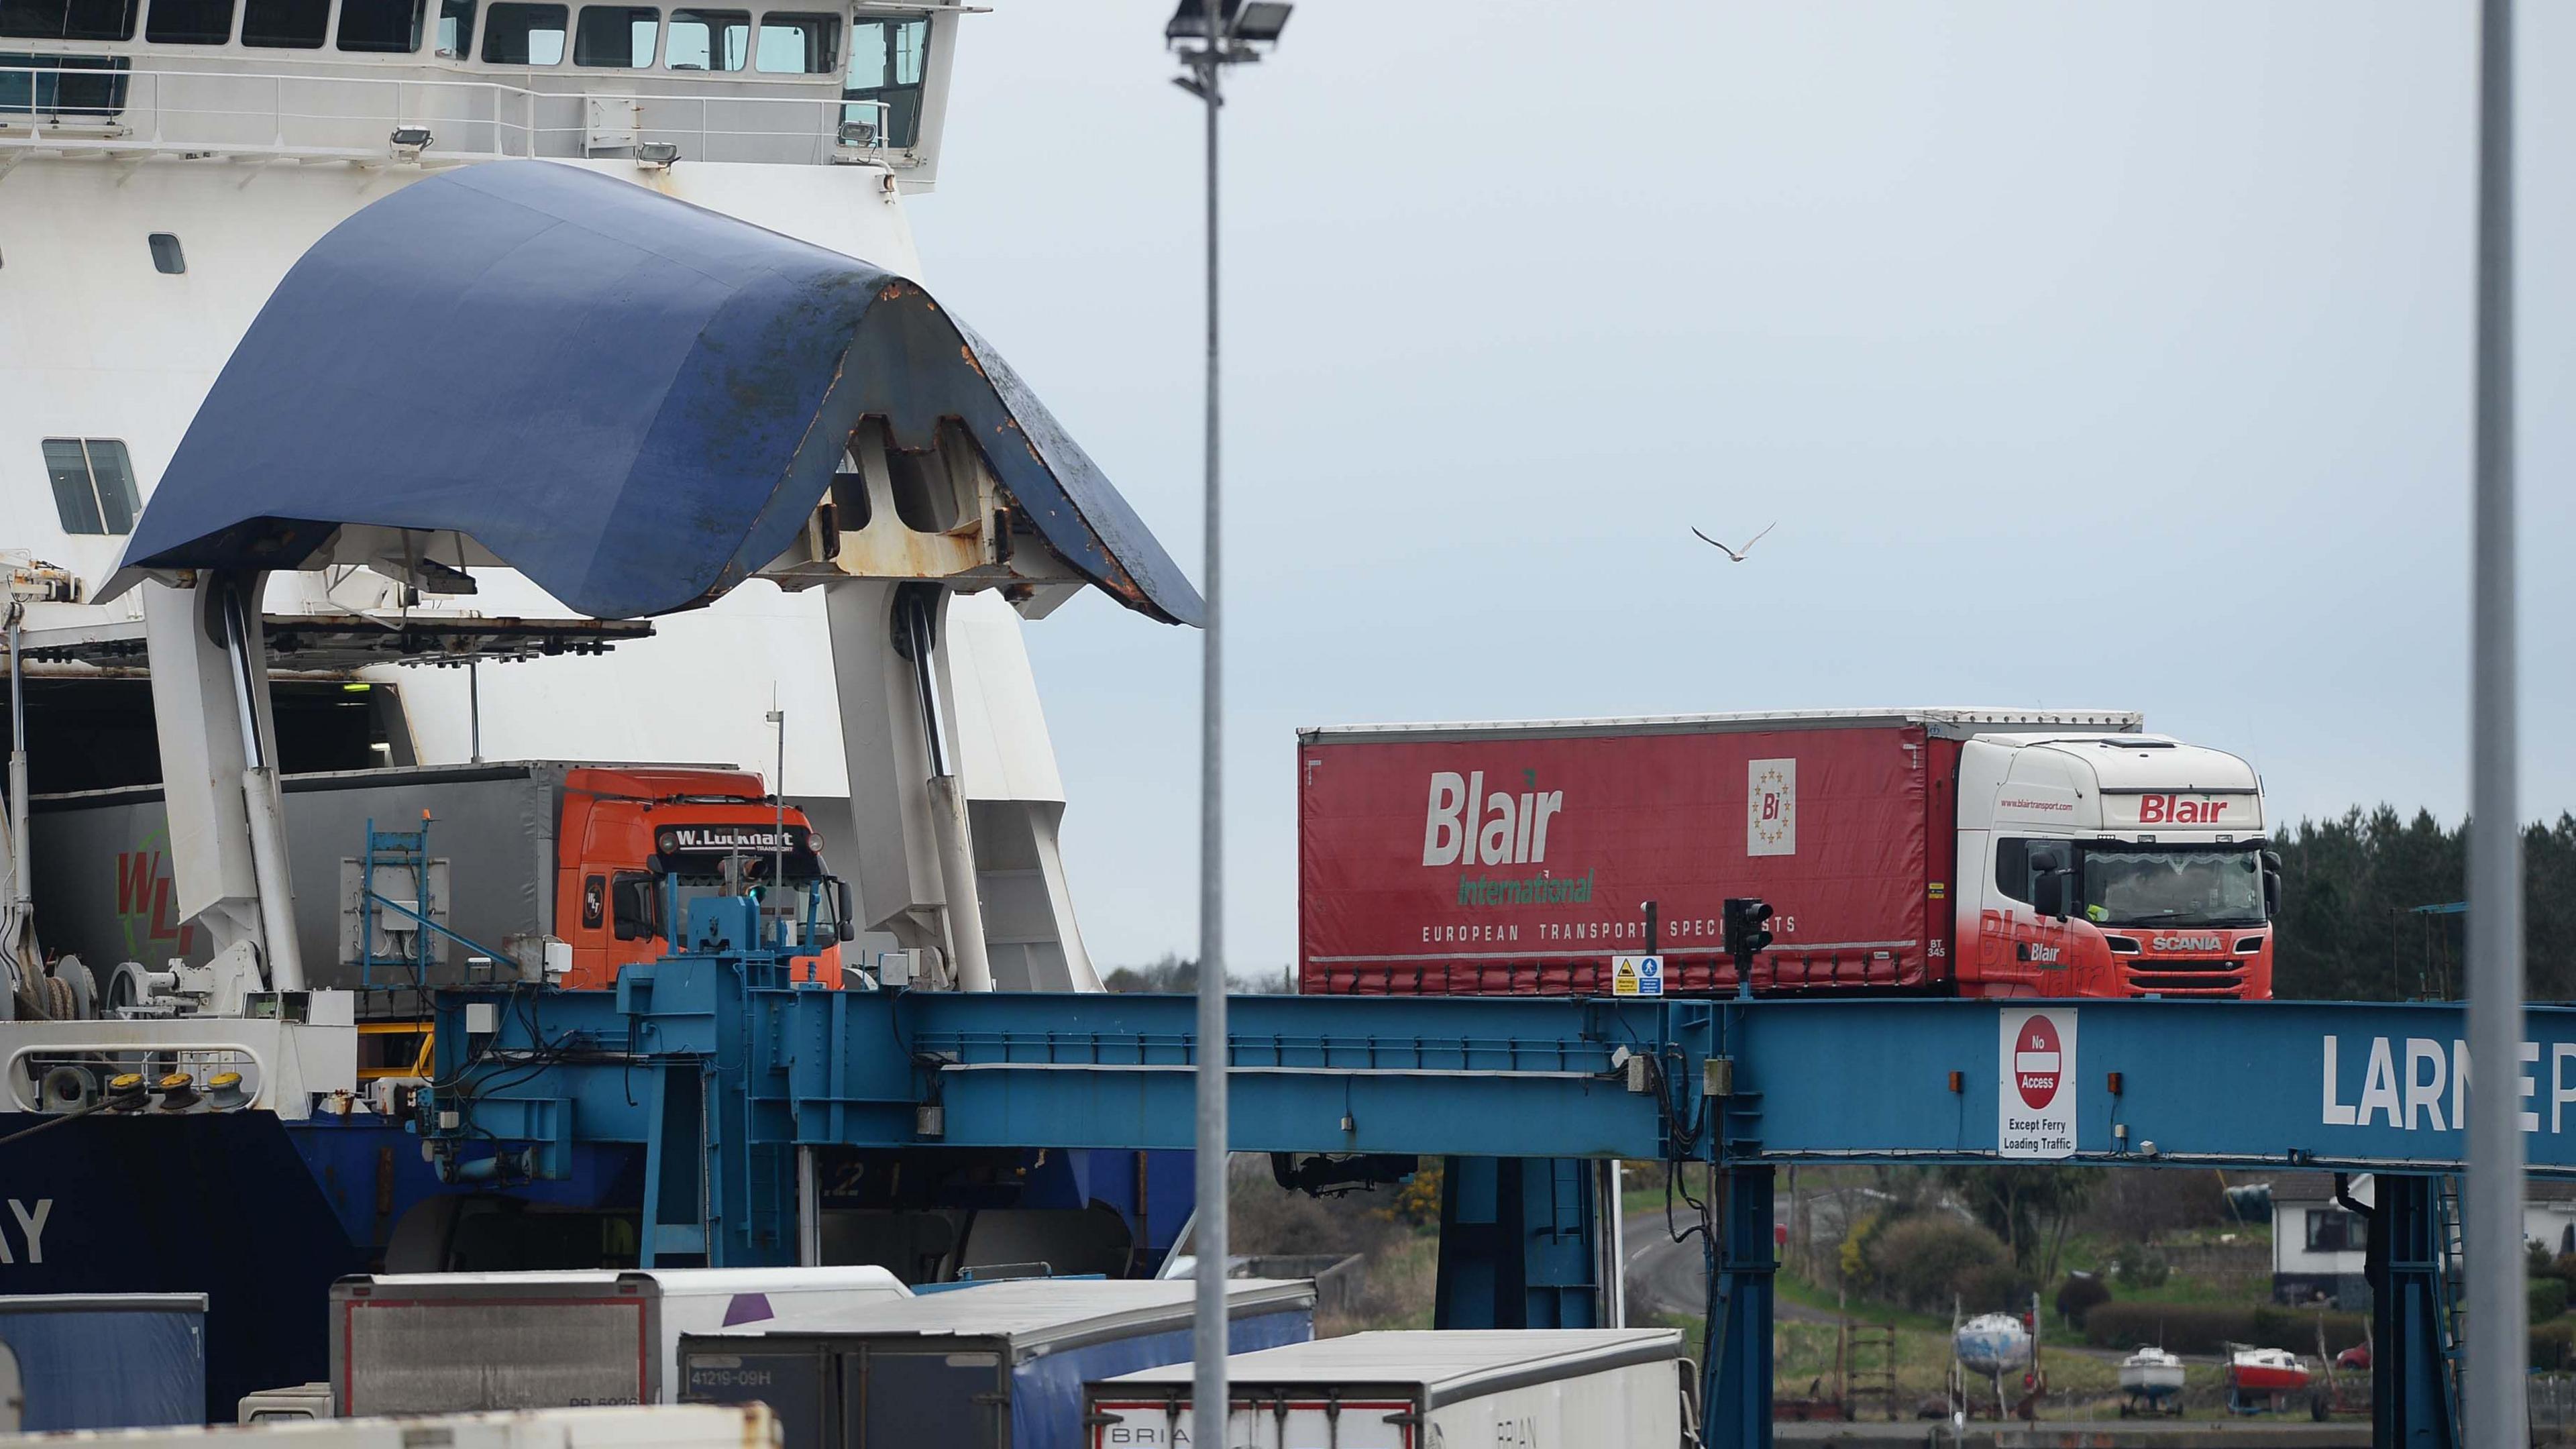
0, 1112, 380, 1418
0, 1108, 1186, 1421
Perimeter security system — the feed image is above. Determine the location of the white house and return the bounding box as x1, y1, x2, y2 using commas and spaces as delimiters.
2266, 1172, 2576, 1309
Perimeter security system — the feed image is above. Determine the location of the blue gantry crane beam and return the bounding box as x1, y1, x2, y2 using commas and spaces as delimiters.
426, 894, 2563, 1449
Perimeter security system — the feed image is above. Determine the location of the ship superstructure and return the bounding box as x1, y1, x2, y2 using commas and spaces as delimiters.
0, 7, 1205, 1417
0, 0, 1104, 990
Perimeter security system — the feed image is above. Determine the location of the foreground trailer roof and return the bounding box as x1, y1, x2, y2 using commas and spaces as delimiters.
0, 1294, 208, 1314
1095, 1328, 1678, 1405
698, 1278, 1311, 1357
350, 1267, 908, 1296
1299, 707, 2143, 745
106, 161, 1199, 627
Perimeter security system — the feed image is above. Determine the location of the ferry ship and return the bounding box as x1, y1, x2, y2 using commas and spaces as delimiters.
0, 0, 1195, 1414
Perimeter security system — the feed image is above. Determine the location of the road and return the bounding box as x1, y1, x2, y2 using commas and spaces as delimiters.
1623, 1210, 1840, 1324
1624, 1178, 1890, 1324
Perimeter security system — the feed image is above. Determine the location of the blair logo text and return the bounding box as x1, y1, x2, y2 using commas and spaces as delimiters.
2136, 794, 2231, 824
1423, 771, 1564, 868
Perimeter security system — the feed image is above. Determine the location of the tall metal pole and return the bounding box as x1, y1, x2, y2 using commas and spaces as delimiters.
2465, 0, 2524, 1441
1189, 3, 1228, 1447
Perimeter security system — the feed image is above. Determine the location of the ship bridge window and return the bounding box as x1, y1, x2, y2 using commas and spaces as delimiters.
481, 1, 563, 62
243, 0, 327, 48
661, 6, 741, 70
337, 0, 423, 51
42, 438, 140, 535
433, 0, 469, 53
843, 13, 925, 147
0, 0, 138, 41
572, 3, 651, 64
751, 9, 830, 72
143, 0, 233, 44
147, 231, 183, 272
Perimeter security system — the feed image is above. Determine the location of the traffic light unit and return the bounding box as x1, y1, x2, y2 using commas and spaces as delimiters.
1722, 896, 1774, 965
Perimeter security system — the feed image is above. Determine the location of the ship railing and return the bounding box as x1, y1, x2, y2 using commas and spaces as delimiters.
0, 1015, 356, 1120
0, 60, 885, 168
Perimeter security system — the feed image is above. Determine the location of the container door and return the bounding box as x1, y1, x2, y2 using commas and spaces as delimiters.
684, 1342, 830, 1449
848, 1347, 1000, 1449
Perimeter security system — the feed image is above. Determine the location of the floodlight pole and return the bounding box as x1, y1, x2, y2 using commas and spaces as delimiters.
2465, 0, 2525, 1442
1188, 6, 1229, 1449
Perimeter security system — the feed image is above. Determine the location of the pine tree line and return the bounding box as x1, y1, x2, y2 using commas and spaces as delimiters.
2271, 808, 2576, 1002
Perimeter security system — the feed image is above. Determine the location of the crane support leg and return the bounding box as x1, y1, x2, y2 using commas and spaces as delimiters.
2371, 1175, 2458, 1449
1705, 1166, 1775, 1449
138, 573, 302, 990
822, 580, 991, 988
1433, 1157, 1605, 1329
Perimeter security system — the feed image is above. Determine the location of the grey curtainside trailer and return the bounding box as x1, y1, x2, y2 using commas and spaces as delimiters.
679, 1278, 1316, 1449
32, 760, 689, 994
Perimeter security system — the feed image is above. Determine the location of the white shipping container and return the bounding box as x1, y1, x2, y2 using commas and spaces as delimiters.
331, 1269, 910, 1416
1083, 1330, 1688, 1449
0, 1404, 777, 1449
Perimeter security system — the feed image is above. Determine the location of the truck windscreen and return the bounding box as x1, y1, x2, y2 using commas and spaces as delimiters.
2078, 846, 2265, 927
663, 876, 841, 947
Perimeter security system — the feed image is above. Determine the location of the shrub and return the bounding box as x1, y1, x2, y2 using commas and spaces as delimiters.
1837, 1210, 1885, 1294
2114, 1250, 2171, 1290
1390, 1161, 1440, 1229
2084, 1303, 2252, 1356
2084, 1303, 2369, 1358
1956, 1263, 2037, 1316
2535, 1277, 2571, 1323
2055, 1273, 2112, 1328
2536, 1320, 2576, 1371
2082, 1170, 2231, 1240
1865, 1214, 2008, 1314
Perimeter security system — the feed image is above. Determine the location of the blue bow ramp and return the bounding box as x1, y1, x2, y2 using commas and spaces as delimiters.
105, 161, 1200, 627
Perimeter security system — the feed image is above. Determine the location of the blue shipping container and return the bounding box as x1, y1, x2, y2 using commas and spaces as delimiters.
0, 1294, 207, 1430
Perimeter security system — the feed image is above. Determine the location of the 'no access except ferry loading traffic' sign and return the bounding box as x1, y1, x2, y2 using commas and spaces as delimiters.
1999, 1008, 2077, 1159
1612, 955, 1664, 998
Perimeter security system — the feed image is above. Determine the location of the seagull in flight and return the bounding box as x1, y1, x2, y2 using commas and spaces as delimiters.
1691, 522, 1776, 562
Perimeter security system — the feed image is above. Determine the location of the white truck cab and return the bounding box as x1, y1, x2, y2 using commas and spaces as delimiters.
1955, 733, 2275, 998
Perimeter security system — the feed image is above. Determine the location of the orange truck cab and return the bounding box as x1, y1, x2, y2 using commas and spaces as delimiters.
553, 766, 855, 989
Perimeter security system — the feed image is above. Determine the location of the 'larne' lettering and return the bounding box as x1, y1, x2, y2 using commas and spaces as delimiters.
2321, 1034, 2562, 1134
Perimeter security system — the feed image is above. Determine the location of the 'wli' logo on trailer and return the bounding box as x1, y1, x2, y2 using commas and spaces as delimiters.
115, 850, 195, 957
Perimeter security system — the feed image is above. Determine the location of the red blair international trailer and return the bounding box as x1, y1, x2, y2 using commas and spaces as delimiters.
1297, 709, 2276, 1000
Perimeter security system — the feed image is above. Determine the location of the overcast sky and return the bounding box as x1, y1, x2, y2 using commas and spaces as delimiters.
909, 2, 2575, 973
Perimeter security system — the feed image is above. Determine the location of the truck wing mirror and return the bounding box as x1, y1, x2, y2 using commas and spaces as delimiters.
2263, 870, 2281, 919
837, 880, 856, 943
2032, 871, 2072, 920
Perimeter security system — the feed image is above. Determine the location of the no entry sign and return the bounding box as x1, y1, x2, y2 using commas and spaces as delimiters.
1999, 1008, 2077, 1159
